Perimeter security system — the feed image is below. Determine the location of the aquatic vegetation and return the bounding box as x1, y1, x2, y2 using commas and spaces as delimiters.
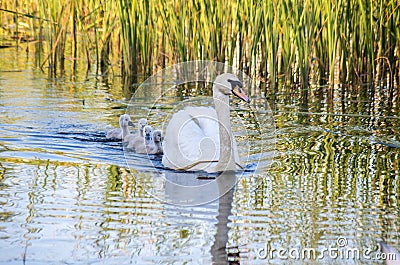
0, 0, 399, 92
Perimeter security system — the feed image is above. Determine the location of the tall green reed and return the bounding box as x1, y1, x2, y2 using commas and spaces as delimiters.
0, 0, 399, 94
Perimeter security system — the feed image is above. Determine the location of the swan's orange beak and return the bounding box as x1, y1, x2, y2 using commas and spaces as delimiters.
232, 86, 250, 103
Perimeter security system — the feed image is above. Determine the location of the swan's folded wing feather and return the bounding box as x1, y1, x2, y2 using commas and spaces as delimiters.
185, 106, 240, 166
162, 107, 220, 170
184, 106, 219, 139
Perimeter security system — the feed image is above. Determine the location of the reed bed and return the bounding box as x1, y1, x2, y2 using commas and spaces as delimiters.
0, 0, 399, 94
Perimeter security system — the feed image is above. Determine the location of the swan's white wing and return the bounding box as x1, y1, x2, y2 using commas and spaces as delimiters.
162, 106, 243, 171
186, 106, 241, 167
184, 106, 220, 142
162, 106, 220, 170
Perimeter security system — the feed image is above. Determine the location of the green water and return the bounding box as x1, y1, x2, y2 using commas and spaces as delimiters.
0, 47, 399, 264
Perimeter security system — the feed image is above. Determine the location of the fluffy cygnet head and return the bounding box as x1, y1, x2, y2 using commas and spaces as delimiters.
143, 125, 153, 141
137, 118, 149, 136
153, 130, 163, 143
119, 114, 134, 128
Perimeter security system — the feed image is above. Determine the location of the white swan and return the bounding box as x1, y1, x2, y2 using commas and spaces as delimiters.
162, 73, 250, 173
124, 118, 148, 145
106, 114, 134, 140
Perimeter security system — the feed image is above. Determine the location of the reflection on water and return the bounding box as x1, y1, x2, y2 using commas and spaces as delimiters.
0, 48, 399, 264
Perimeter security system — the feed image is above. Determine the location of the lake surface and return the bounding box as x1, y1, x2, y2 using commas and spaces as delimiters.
0, 48, 399, 264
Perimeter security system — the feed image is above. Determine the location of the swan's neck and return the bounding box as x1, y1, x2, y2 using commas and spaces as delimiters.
121, 123, 130, 139
213, 88, 236, 172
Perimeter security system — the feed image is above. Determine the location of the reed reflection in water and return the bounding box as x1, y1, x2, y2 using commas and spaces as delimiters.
0, 48, 399, 264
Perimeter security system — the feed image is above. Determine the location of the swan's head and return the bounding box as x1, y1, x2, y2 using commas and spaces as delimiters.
143, 125, 153, 141
137, 118, 148, 131
119, 114, 134, 127
213, 73, 250, 103
153, 130, 163, 143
